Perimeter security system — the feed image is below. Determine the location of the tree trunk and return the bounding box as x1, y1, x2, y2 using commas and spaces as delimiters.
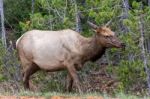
139, 12, 150, 95
75, 12, 82, 33
31, 0, 35, 14
120, 0, 129, 33
123, 0, 129, 11
73, 0, 82, 33
146, 0, 150, 54
148, 0, 150, 6
0, 0, 6, 48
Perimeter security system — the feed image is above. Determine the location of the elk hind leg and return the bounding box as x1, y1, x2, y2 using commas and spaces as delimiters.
23, 63, 39, 90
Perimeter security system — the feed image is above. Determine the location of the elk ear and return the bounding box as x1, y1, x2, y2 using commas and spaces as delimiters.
87, 21, 98, 29
95, 27, 103, 35
105, 19, 112, 27
91, 29, 97, 33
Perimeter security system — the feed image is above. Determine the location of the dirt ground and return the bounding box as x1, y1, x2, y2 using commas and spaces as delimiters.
0, 96, 119, 99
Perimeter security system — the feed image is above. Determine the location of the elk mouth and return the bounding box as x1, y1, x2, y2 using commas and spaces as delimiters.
120, 43, 126, 50
114, 43, 126, 49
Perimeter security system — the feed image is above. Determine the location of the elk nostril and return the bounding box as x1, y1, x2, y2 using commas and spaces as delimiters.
121, 43, 125, 46
121, 43, 126, 49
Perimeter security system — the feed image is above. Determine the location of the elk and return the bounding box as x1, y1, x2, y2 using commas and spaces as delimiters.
16, 22, 125, 93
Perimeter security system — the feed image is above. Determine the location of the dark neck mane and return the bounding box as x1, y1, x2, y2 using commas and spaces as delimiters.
81, 35, 106, 63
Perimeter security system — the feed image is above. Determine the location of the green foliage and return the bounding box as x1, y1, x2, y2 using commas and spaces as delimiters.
117, 60, 146, 91
132, 1, 141, 9
0, 42, 7, 82
4, 0, 31, 27
105, 1, 149, 94
85, 0, 121, 24
4, 0, 31, 37
3, 0, 150, 95
0, 41, 21, 84
30, 70, 67, 92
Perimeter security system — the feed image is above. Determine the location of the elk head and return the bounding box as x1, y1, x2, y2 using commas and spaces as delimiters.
87, 21, 125, 48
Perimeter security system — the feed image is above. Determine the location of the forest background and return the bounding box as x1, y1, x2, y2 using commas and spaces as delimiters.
0, 0, 150, 97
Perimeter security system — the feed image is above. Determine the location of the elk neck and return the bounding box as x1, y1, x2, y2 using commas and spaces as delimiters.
81, 35, 106, 63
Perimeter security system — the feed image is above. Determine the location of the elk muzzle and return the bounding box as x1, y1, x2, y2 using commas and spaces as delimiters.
120, 43, 126, 50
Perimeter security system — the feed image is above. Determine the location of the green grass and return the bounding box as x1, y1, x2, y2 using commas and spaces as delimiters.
18, 91, 102, 97
1, 90, 149, 99
115, 93, 149, 99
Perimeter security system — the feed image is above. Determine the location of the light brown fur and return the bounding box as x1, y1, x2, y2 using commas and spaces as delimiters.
16, 26, 124, 93
96, 27, 115, 36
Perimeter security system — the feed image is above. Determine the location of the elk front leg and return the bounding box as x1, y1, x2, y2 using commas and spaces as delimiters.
66, 65, 82, 93
66, 74, 73, 92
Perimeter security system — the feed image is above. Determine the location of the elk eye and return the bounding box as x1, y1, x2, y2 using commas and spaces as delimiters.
105, 36, 110, 38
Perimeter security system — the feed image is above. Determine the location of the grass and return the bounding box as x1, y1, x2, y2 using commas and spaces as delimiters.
1, 90, 150, 99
